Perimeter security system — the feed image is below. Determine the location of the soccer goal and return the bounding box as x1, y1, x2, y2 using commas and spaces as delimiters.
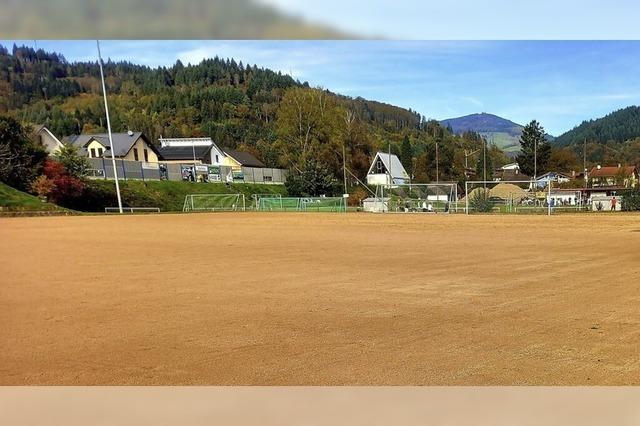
251, 193, 282, 210
464, 180, 554, 215
257, 196, 346, 212
183, 194, 246, 212
104, 207, 161, 214
369, 183, 458, 213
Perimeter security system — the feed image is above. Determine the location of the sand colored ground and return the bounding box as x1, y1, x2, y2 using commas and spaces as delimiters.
1, 212, 640, 385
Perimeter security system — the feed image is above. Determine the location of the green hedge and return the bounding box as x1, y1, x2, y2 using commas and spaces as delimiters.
621, 189, 640, 211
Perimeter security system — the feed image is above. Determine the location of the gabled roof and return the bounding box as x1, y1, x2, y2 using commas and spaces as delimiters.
223, 149, 266, 168
367, 152, 410, 179
536, 171, 572, 180
31, 124, 64, 150
156, 144, 213, 161
589, 165, 637, 178
69, 132, 154, 158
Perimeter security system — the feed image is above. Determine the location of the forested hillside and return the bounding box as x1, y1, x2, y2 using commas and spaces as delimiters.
554, 106, 640, 147
0, 44, 505, 186
553, 106, 640, 167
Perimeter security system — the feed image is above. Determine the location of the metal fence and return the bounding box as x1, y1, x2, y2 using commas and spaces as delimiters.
86, 158, 287, 185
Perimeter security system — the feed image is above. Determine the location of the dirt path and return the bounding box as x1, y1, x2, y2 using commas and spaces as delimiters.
1, 213, 639, 385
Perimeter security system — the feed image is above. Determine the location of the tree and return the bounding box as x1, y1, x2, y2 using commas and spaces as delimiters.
42, 159, 84, 205
548, 147, 580, 173
516, 120, 551, 177
275, 87, 343, 170
53, 143, 90, 178
400, 135, 413, 177
0, 116, 47, 191
30, 175, 56, 200
285, 158, 335, 197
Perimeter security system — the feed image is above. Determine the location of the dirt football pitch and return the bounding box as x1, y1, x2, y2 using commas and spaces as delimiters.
1, 212, 640, 385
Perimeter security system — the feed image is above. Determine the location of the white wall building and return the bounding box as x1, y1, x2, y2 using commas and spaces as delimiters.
366, 152, 410, 186
158, 137, 226, 166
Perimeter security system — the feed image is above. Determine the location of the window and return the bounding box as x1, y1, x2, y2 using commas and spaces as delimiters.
144, 149, 149, 162
375, 158, 386, 174
215, 154, 219, 163
90, 148, 97, 158
97, 148, 103, 157
133, 148, 139, 161
264, 176, 273, 182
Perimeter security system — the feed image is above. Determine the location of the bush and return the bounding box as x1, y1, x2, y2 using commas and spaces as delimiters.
621, 189, 640, 211
30, 175, 56, 200
469, 188, 494, 213
43, 159, 85, 206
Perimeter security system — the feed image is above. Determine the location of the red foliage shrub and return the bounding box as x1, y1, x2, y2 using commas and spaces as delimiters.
43, 159, 85, 204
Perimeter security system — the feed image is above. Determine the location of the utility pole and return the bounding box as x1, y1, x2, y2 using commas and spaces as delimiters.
343, 143, 347, 195
483, 137, 487, 187
436, 141, 439, 183
97, 40, 123, 214
583, 138, 587, 189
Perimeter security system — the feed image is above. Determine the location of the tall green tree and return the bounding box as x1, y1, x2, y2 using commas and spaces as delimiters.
400, 135, 413, 177
516, 120, 551, 177
53, 143, 90, 178
0, 117, 47, 191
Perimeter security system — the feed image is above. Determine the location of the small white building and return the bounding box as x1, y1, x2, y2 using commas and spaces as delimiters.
32, 124, 64, 155
366, 152, 410, 186
158, 137, 226, 166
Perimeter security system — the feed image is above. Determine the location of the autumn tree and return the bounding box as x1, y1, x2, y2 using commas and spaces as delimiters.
275, 87, 343, 171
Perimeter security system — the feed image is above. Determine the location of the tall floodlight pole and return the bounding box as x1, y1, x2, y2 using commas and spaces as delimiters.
583, 138, 587, 189
97, 40, 123, 214
436, 141, 440, 183
483, 137, 487, 188
192, 141, 197, 182
342, 143, 348, 195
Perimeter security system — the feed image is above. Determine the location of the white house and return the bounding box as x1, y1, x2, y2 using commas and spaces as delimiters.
366, 152, 410, 186
32, 124, 64, 155
535, 171, 572, 188
158, 137, 226, 166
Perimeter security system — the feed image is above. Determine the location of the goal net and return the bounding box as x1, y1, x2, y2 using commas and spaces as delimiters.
251, 193, 282, 210
464, 180, 557, 214
258, 197, 346, 212
368, 183, 458, 213
183, 194, 246, 212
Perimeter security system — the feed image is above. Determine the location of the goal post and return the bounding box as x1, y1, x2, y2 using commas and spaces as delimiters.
251, 193, 282, 210
257, 197, 346, 212
183, 194, 246, 212
369, 183, 458, 213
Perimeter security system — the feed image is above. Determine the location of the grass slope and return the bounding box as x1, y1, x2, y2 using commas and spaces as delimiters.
87, 180, 288, 212
0, 181, 63, 212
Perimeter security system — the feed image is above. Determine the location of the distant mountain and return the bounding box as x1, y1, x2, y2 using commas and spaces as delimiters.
554, 106, 640, 147
440, 113, 525, 154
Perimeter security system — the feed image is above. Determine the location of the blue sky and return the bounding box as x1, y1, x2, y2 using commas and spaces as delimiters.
4, 40, 640, 135
258, 0, 640, 39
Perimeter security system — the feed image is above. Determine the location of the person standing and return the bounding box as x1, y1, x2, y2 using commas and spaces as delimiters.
611, 196, 617, 211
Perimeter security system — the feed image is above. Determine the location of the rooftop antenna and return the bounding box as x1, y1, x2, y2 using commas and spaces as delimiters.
97, 40, 123, 214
